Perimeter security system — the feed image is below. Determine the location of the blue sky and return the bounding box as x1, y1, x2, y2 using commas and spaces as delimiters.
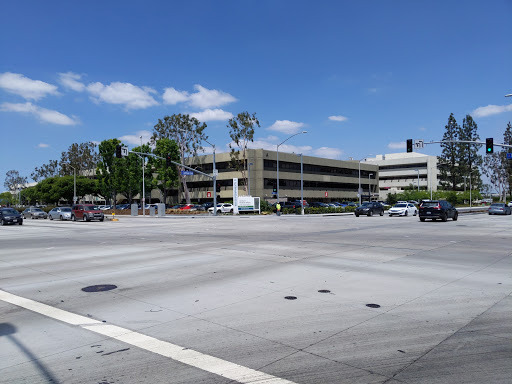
1, 0, 511, 183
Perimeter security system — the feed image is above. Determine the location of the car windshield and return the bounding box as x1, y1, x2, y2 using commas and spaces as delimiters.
422, 202, 439, 207
2, 209, 17, 215
61, 207, 71, 212
84, 206, 99, 210
360, 202, 370, 207
491, 204, 504, 207
394, 204, 407, 207
33, 208, 44, 212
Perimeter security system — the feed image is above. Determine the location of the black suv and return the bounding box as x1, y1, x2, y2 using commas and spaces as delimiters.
0, 207, 23, 225
419, 200, 458, 222
354, 202, 384, 217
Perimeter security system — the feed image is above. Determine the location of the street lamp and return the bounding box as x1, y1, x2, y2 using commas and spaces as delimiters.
296, 153, 304, 215
248, 162, 253, 196
140, 136, 145, 217
368, 173, 374, 202
67, 164, 77, 204
358, 154, 373, 205
202, 138, 217, 216
277, 131, 307, 203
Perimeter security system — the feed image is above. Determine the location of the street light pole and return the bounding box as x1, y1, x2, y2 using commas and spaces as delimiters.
358, 154, 373, 205
277, 131, 307, 203
203, 138, 217, 216
248, 162, 253, 196
67, 164, 77, 204
140, 136, 146, 217
368, 173, 373, 202
298, 153, 304, 215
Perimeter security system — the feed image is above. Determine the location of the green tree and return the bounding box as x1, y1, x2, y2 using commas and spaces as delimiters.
4, 170, 28, 193
147, 138, 180, 205
457, 115, 482, 190
228, 112, 259, 194
96, 139, 123, 206
439, 113, 461, 190
31, 159, 59, 182
60, 142, 99, 177
0, 191, 15, 206
152, 114, 207, 204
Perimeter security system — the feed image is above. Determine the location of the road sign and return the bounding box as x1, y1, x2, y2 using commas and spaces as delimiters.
414, 139, 424, 149
325, 191, 328, 197
507, 153, 512, 159
213, 169, 218, 176
181, 170, 194, 176
121, 147, 129, 157
207, 191, 211, 197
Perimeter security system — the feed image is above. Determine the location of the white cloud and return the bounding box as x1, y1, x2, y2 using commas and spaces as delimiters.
368, 88, 378, 94
225, 135, 313, 156
472, 104, 512, 118
388, 141, 406, 149
0, 102, 78, 125
419, 126, 426, 131
87, 81, 158, 110
162, 87, 189, 105
118, 130, 152, 146
190, 108, 233, 121
37, 143, 49, 148
0, 72, 58, 100
188, 84, 237, 109
329, 115, 348, 122
268, 120, 306, 134
313, 147, 343, 159
58, 72, 85, 92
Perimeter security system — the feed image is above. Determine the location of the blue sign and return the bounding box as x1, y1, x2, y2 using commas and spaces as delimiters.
507, 153, 512, 159
181, 170, 194, 176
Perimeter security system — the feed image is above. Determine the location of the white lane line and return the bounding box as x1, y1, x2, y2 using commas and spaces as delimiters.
0, 290, 297, 384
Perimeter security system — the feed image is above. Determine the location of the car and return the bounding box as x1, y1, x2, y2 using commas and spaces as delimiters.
71, 204, 105, 222
178, 204, 195, 210
309, 202, 329, 208
202, 202, 214, 210
0, 207, 23, 225
279, 202, 300, 209
208, 203, 234, 214
289, 200, 308, 208
354, 202, 384, 217
508, 201, 512, 207
388, 203, 418, 217
48, 207, 72, 220
22, 207, 48, 219
488, 203, 511, 215
418, 200, 458, 222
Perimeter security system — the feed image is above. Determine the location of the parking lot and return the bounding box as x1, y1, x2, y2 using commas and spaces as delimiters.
1, 212, 511, 384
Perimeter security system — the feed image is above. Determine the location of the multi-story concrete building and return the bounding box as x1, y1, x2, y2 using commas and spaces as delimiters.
176, 148, 379, 204
365, 152, 439, 200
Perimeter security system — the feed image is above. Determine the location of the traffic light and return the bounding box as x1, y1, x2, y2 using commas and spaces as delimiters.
406, 139, 413, 153
216, 183, 221, 193
272, 183, 277, 194
115, 145, 122, 158
165, 154, 172, 167
486, 138, 493, 154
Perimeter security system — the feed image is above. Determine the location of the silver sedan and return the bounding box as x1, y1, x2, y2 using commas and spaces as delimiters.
48, 207, 73, 220
488, 203, 511, 215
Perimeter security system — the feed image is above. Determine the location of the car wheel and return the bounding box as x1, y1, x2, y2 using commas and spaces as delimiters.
414, 210, 417, 216
60, 215, 63, 221
49, 215, 53, 220
368, 211, 373, 217
420, 217, 426, 222
355, 213, 359, 217
1, 219, 5, 226
405, 210, 408, 216
31, 216, 34, 219
379, 211, 383, 216
217, 210, 221, 214
453, 212, 458, 221
488, 212, 492, 215
71, 215, 76, 221
441, 213, 448, 222
19, 221, 23, 225
229, 209, 233, 213
99, 218, 104, 222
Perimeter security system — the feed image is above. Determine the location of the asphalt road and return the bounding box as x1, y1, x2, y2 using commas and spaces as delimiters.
0, 212, 511, 384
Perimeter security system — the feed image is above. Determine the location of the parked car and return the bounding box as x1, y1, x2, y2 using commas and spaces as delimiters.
419, 200, 458, 222
488, 203, 511, 215
48, 207, 72, 220
202, 202, 214, 210
309, 202, 329, 208
354, 202, 384, 217
208, 203, 234, 214
388, 203, 418, 217
289, 200, 308, 208
0, 207, 23, 225
71, 204, 105, 222
22, 207, 48, 219
178, 204, 195, 210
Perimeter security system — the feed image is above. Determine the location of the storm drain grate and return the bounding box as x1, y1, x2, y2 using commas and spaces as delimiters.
284, 296, 297, 300
82, 284, 118, 293
366, 303, 381, 308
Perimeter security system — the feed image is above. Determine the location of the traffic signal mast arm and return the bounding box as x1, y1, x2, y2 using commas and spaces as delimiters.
129, 151, 214, 179
422, 140, 512, 149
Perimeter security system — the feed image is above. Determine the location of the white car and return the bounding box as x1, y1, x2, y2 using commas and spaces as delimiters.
48, 207, 72, 220
208, 203, 234, 214
389, 203, 417, 217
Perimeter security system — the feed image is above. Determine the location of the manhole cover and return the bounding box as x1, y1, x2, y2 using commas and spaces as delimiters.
284, 296, 297, 300
318, 290, 331, 293
366, 303, 381, 308
82, 284, 117, 293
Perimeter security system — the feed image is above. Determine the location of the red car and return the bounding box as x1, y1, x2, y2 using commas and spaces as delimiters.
71, 204, 105, 222
178, 204, 195, 210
